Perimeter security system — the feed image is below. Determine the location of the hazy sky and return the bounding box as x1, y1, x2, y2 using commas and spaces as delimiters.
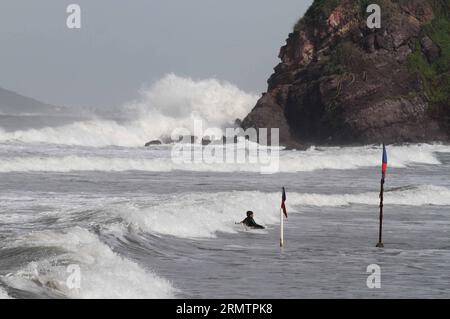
0, 0, 312, 109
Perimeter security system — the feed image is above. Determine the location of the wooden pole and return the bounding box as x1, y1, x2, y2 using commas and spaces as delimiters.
280, 208, 284, 248
376, 178, 385, 248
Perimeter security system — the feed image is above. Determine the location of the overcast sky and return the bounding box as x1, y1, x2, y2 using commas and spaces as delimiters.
0, 0, 312, 109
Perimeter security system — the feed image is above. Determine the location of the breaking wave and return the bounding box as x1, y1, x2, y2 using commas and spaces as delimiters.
0, 144, 448, 173
0, 74, 257, 147
0, 287, 11, 299
115, 185, 450, 239
0, 184, 448, 298
1, 227, 175, 299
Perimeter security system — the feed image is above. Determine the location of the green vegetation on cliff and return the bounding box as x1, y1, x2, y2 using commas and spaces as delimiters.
407, 14, 450, 106
295, 0, 449, 127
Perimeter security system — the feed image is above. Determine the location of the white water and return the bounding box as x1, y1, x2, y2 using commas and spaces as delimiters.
0, 143, 448, 173
0, 74, 257, 147
0, 287, 11, 299
2, 184, 448, 242
114, 185, 450, 239
1, 144, 449, 297
1, 74, 450, 298
2, 227, 174, 299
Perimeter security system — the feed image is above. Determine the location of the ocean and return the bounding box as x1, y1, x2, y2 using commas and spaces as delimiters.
0, 75, 449, 299
0, 140, 449, 299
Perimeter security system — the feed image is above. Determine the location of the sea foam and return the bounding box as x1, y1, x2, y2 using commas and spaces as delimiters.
0, 74, 257, 147
0, 143, 447, 173
115, 185, 450, 239
2, 227, 175, 299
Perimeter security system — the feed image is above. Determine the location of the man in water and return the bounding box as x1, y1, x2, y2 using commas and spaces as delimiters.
240, 211, 265, 229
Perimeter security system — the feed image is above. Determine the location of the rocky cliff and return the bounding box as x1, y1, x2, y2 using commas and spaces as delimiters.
242, 0, 450, 146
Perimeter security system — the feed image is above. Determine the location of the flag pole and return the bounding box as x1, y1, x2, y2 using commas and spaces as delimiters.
377, 144, 387, 248
280, 208, 284, 248
376, 177, 385, 248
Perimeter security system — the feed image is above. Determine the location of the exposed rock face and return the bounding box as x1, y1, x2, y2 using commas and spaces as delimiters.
420, 36, 441, 62
242, 0, 450, 145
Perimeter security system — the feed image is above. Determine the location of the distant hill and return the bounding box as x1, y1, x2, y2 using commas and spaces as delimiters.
0, 87, 64, 115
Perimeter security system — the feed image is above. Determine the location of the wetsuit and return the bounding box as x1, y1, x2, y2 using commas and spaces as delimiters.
241, 217, 265, 229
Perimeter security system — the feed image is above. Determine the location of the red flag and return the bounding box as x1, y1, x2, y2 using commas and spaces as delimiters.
281, 187, 287, 218
381, 144, 388, 180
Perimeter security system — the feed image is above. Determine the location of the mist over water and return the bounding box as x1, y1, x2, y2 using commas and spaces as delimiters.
0, 74, 258, 147
1, 75, 450, 299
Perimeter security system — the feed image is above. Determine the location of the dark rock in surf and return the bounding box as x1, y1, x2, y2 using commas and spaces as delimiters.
145, 140, 162, 146
234, 118, 243, 127
201, 138, 212, 145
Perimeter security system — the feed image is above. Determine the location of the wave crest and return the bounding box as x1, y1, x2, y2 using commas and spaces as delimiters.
0, 74, 257, 147
0, 144, 447, 173
115, 185, 450, 239
1, 227, 175, 299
